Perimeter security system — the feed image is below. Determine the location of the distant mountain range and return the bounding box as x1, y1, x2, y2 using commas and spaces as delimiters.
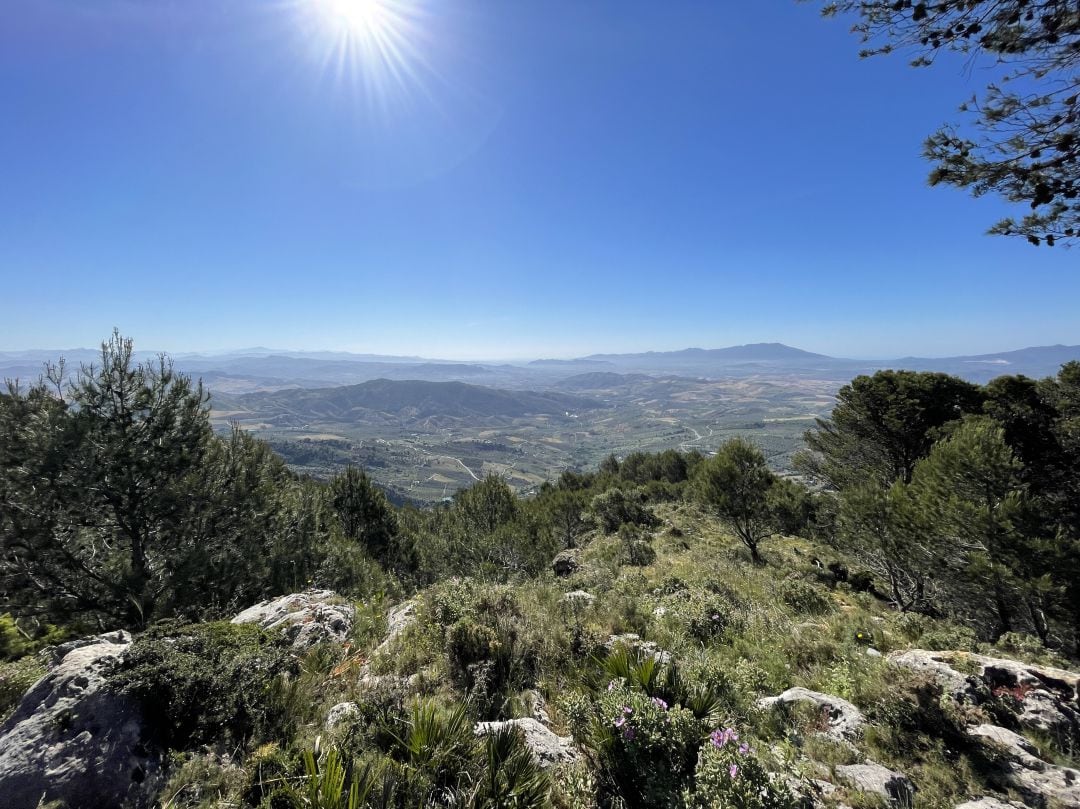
581, 343, 830, 363
217, 379, 603, 424
3, 342, 1079, 392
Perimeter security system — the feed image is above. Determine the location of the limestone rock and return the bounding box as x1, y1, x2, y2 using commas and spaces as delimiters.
954, 798, 1027, 809
474, 718, 577, 768
969, 723, 1080, 808
0, 631, 161, 809
552, 549, 580, 577
231, 590, 354, 650
889, 649, 1080, 743
835, 762, 915, 807
561, 590, 595, 606
887, 649, 983, 703
325, 701, 360, 731
757, 687, 865, 742
385, 601, 416, 643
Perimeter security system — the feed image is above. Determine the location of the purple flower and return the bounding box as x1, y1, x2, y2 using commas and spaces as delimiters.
651, 696, 669, 710
728, 763, 739, 779
711, 613, 721, 621
607, 680, 618, 691
623, 727, 635, 741
622, 705, 633, 715
614, 716, 626, 728
710, 727, 739, 748
738, 743, 749, 755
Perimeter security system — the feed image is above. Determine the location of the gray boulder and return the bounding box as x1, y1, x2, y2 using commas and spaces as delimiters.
835, 762, 915, 807
325, 701, 360, 731
0, 631, 161, 809
968, 723, 1080, 808
889, 649, 1080, 743
757, 687, 865, 742
231, 589, 354, 650
887, 649, 984, 703
954, 798, 1027, 809
474, 718, 577, 768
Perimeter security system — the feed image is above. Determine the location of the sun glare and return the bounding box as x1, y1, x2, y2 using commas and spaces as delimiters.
319, 0, 393, 41
304, 0, 429, 109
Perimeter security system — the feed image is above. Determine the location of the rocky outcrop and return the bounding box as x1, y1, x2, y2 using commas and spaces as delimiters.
552, 549, 580, 577
887, 649, 984, 702
757, 687, 866, 742
474, 718, 577, 768
968, 724, 1080, 808
888, 649, 1080, 741
0, 631, 161, 809
231, 589, 354, 650
954, 798, 1027, 809
835, 762, 915, 807
325, 701, 360, 731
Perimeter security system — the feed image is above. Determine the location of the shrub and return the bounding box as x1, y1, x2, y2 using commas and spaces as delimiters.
779, 578, 832, 616
572, 685, 708, 806
665, 589, 746, 644
591, 488, 657, 533
686, 729, 796, 809
0, 656, 44, 721
109, 621, 299, 751
919, 623, 979, 653
619, 524, 657, 567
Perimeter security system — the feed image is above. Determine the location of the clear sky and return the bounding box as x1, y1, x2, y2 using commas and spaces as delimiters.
1, 0, 1076, 360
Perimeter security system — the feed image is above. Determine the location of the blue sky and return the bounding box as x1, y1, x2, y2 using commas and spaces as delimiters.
1, 0, 1075, 360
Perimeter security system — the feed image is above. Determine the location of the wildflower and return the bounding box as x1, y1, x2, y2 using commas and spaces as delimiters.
711, 613, 721, 621
623, 727, 635, 741
614, 716, 626, 728
710, 727, 739, 748
607, 679, 618, 691
651, 696, 669, 710
738, 742, 749, 755
622, 705, 633, 715
728, 763, 739, 778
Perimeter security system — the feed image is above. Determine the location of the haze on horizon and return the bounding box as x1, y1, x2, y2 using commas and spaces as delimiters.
2, 1, 1077, 359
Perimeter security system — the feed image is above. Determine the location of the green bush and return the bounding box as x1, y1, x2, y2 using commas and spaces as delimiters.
685, 730, 796, 809
779, 578, 832, 616
0, 656, 45, 721
591, 488, 658, 533
572, 685, 708, 807
665, 589, 746, 644
110, 621, 299, 751
619, 524, 657, 567
919, 623, 979, 652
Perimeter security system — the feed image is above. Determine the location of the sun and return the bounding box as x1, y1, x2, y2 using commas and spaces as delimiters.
302, 0, 429, 109
317, 0, 395, 42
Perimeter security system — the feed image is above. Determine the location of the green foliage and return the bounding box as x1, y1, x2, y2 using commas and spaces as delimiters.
0, 655, 45, 721
618, 524, 657, 567
470, 725, 552, 808
329, 466, 398, 563
571, 684, 708, 807
778, 578, 833, 616
110, 621, 299, 751
798, 370, 983, 490
686, 733, 795, 809
820, 0, 1080, 245
692, 438, 779, 564
591, 488, 658, 534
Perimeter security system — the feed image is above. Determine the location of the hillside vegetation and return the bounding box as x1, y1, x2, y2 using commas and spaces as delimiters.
1, 333, 1079, 808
